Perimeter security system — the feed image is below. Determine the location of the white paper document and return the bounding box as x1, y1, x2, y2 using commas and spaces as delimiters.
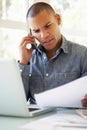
35, 76, 87, 108
21, 110, 87, 130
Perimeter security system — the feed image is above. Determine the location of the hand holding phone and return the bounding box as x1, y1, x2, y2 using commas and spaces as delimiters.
26, 29, 40, 52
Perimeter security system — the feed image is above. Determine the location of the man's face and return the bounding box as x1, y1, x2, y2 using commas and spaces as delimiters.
28, 10, 61, 51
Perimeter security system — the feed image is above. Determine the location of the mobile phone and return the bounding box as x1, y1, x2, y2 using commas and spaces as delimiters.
29, 29, 39, 50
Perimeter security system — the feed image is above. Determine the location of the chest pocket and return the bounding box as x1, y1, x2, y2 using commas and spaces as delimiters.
47, 71, 79, 88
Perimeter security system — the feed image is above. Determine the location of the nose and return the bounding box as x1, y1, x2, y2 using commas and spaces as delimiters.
40, 29, 49, 39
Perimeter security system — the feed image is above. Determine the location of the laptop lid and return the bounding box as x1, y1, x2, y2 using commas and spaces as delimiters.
0, 59, 30, 117
0, 59, 54, 117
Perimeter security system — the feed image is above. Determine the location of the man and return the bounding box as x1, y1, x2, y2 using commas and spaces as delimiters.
19, 2, 87, 107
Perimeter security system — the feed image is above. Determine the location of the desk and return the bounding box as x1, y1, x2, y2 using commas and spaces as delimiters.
0, 113, 54, 130
0, 110, 56, 130
0, 109, 87, 130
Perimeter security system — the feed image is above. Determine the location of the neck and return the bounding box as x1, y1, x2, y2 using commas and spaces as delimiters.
45, 38, 62, 60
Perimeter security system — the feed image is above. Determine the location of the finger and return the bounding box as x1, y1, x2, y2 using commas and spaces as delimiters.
20, 36, 35, 46
84, 94, 87, 98
81, 99, 87, 107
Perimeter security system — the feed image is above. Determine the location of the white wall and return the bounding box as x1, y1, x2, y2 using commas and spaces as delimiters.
33, 0, 50, 4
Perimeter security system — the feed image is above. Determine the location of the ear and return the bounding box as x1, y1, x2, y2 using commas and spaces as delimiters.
55, 14, 61, 25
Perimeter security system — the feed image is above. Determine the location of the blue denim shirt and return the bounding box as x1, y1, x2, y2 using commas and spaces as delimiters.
19, 35, 87, 103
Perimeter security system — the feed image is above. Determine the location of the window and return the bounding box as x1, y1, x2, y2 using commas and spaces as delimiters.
0, 0, 29, 59
50, 0, 87, 46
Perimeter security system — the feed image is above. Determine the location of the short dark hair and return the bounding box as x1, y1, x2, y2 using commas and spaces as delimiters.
26, 2, 55, 20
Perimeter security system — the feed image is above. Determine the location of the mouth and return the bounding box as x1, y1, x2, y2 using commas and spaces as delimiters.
43, 38, 54, 46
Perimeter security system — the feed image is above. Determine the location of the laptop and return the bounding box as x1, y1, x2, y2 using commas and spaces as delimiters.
0, 59, 54, 117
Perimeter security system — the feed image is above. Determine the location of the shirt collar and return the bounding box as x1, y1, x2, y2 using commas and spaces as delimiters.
59, 35, 69, 54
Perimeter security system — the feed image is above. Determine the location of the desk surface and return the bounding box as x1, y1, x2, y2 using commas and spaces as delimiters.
0, 109, 87, 130
0, 113, 53, 130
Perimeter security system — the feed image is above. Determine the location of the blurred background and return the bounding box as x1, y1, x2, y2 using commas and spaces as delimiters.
0, 0, 87, 60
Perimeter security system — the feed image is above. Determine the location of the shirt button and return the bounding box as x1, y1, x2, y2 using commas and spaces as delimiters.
46, 73, 49, 76
44, 56, 46, 59
29, 73, 31, 77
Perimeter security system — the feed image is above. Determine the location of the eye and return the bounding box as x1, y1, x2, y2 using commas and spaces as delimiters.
45, 23, 52, 29
33, 29, 40, 34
